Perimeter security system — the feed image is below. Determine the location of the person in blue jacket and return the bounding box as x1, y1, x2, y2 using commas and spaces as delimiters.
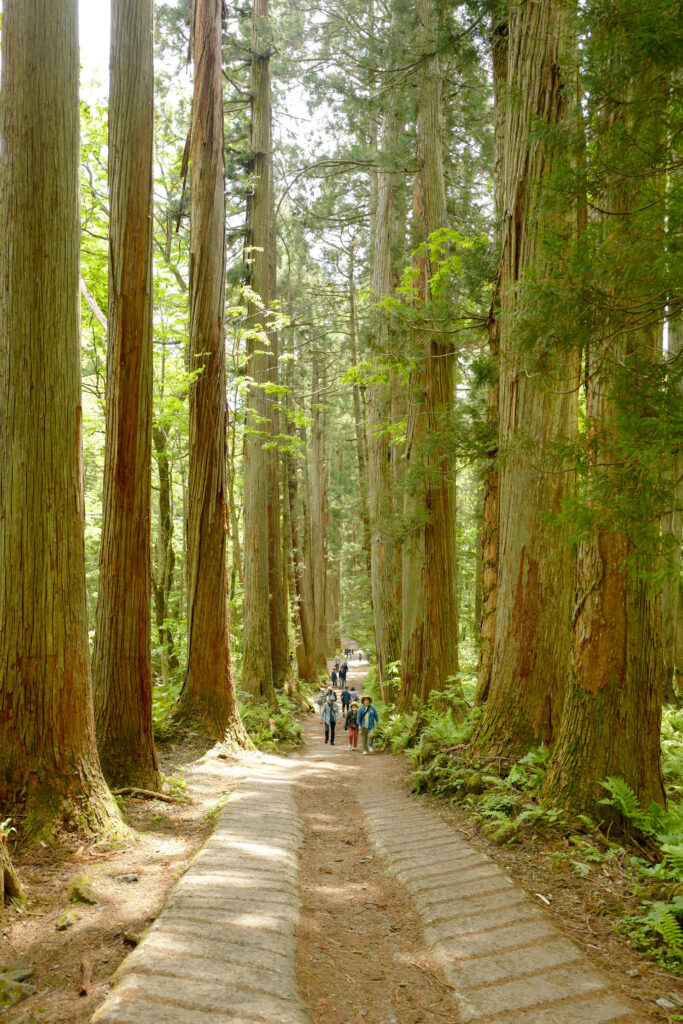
357, 695, 379, 755
320, 693, 339, 745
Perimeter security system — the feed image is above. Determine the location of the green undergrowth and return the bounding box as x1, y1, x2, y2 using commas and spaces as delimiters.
151, 677, 302, 751
237, 691, 302, 751
370, 674, 683, 974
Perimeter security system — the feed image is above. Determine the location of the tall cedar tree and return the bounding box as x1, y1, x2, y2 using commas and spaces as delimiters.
242, 0, 278, 702
368, 104, 403, 692
92, 0, 160, 790
472, 0, 578, 756
267, 205, 290, 687
400, 0, 462, 708
475, 4, 506, 705
173, 0, 247, 743
0, 0, 120, 835
543, 9, 668, 815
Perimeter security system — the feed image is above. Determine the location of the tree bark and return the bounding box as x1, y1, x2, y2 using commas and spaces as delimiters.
92, 0, 160, 791
662, 325, 683, 701
152, 420, 178, 684
267, 198, 290, 687
349, 246, 372, 578
543, 56, 667, 816
241, 0, 277, 702
173, 0, 247, 745
475, 6, 506, 706
310, 350, 330, 670
472, 0, 578, 755
0, 0, 120, 836
285, 444, 318, 683
367, 110, 403, 693
399, 0, 462, 710
1, 834, 21, 906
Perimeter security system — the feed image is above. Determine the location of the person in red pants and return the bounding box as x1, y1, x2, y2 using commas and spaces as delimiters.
345, 700, 360, 750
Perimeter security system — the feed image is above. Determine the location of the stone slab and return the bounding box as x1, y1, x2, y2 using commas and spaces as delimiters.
443, 937, 583, 987
437, 917, 558, 959
107, 973, 309, 1024
489, 993, 645, 1024
456, 964, 608, 1023
424, 901, 540, 942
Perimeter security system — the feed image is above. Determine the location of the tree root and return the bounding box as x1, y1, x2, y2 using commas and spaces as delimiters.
112, 787, 180, 804
1, 833, 22, 903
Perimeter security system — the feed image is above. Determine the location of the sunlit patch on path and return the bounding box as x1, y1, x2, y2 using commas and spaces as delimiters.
92, 659, 648, 1024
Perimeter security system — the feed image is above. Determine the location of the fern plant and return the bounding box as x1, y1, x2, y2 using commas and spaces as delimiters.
642, 898, 683, 954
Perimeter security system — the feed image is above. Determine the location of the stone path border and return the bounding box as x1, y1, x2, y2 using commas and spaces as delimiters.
361, 786, 646, 1024
91, 759, 310, 1024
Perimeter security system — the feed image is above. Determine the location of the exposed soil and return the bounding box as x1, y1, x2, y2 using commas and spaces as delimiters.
294, 717, 463, 1023
0, 732, 249, 1024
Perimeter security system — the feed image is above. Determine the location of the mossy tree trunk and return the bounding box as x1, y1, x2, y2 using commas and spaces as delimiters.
471, 0, 578, 755
1, 834, 21, 906
92, 0, 160, 791
475, 5, 506, 707
543, 51, 667, 817
0, 0, 120, 837
399, 0, 462, 710
173, 0, 248, 744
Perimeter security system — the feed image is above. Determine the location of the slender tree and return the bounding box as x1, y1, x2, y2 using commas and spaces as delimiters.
367, 107, 404, 691
0, 0, 120, 835
92, 0, 160, 790
267, 205, 290, 687
173, 0, 247, 743
241, 0, 278, 702
475, 3, 507, 706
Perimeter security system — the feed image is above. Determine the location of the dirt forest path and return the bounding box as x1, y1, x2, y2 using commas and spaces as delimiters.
91, 660, 649, 1024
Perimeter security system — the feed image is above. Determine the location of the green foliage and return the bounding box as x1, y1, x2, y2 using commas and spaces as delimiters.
238, 693, 302, 752
642, 899, 683, 954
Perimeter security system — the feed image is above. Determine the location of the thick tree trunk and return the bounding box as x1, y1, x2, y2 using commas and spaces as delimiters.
173, 0, 247, 745
241, 0, 277, 702
0, 0, 120, 836
399, 0, 461, 710
92, 0, 160, 791
662, 326, 683, 701
472, 0, 577, 755
543, 62, 667, 816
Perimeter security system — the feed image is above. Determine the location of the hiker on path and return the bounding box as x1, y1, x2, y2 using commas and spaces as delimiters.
349, 686, 359, 704
339, 662, 348, 685
331, 668, 338, 687
357, 695, 379, 755
345, 700, 360, 750
340, 684, 351, 712
320, 693, 339, 745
